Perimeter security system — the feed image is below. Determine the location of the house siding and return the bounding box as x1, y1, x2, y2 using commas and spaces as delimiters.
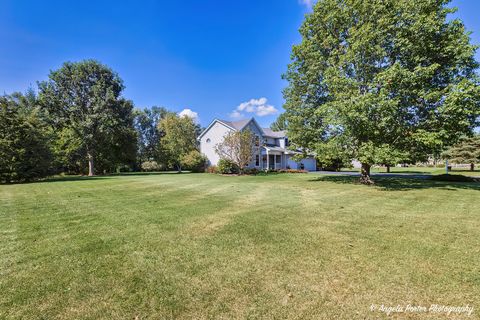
287, 155, 317, 171
199, 121, 233, 166
199, 118, 316, 171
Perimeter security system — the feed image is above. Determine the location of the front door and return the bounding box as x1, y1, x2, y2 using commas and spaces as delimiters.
269, 155, 275, 170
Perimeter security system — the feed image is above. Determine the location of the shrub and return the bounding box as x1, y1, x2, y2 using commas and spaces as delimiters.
277, 169, 308, 173
141, 161, 162, 172
243, 168, 259, 175
206, 165, 218, 174
181, 150, 208, 173
217, 159, 239, 174
430, 174, 478, 183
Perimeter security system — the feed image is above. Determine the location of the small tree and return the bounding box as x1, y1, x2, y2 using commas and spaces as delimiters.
443, 136, 480, 171
215, 130, 256, 174
157, 114, 197, 171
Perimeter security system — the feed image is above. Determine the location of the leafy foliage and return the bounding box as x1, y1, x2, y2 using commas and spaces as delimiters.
157, 114, 197, 171
181, 150, 208, 173
0, 95, 53, 183
270, 113, 288, 131
38, 60, 137, 175
141, 160, 164, 172
283, 0, 480, 183
215, 130, 256, 173
134, 106, 172, 166
217, 158, 239, 174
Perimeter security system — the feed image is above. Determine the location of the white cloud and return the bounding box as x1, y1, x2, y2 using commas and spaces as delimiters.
230, 97, 278, 119
229, 110, 243, 119
299, 0, 314, 7
178, 108, 199, 123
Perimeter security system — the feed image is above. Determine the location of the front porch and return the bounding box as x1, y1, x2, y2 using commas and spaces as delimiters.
253, 147, 292, 170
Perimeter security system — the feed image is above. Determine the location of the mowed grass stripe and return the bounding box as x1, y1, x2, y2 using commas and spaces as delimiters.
0, 173, 479, 319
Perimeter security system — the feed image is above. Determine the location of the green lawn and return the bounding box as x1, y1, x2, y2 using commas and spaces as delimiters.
343, 165, 480, 176
1, 173, 479, 319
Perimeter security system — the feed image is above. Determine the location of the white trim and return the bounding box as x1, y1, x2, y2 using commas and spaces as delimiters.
197, 119, 236, 140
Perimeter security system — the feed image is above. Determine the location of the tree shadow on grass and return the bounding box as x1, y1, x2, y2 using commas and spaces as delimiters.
309, 175, 480, 191
1, 171, 195, 185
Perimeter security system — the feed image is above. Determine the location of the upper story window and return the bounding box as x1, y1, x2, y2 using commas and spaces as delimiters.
255, 136, 260, 146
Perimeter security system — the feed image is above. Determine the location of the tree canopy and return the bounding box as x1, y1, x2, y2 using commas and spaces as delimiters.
283, 0, 480, 183
215, 130, 256, 173
0, 94, 53, 183
270, 113, 288, 132
157, 114, 197, 171
38, 60, 136, 176
134, 106, 172, 166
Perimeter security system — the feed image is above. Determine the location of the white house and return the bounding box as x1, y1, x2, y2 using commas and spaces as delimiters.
198, 118, 317, 171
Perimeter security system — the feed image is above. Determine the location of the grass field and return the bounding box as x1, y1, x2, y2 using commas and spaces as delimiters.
1, 173, 479, 319
343, 166, 480, 176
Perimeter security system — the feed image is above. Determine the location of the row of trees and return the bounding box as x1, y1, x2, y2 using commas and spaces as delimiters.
282, 0, 480, 183
1, 60, 205, 183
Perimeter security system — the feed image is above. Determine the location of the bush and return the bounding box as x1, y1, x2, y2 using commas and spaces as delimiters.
243, 168, 259, 175
430, 174, 478, 183
217, 159, 239, 174
277, 169, 308, 173
206, 165, 218, 174
141, 161, 162, 172
181, 150, 208, 173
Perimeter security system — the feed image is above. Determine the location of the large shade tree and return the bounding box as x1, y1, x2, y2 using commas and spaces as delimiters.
283, 0, 480, 184
38, 60, 136, 176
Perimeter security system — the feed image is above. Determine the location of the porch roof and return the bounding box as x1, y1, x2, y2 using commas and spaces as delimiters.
262, 146, 300, 155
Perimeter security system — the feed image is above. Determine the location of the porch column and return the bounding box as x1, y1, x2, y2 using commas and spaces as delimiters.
266, 149, 269, 169
274, 155, 277, 170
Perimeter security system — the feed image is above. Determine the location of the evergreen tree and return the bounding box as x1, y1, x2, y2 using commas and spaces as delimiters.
443, 135, 480, 171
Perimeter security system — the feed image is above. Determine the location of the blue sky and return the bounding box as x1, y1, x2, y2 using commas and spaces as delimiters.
1, 0, 479, 128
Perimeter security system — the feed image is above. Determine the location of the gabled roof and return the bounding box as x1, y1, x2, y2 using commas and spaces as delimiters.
262, 128, 286, 138
219, 119, 251, 131
197, 117, 286, 140
198, 117, 266, 140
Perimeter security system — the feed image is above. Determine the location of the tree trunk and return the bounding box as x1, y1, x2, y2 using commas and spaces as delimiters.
386, 165, 390, 173
360, 163, 374, 185
471, 163, 475, 171
87, 152, 95, 176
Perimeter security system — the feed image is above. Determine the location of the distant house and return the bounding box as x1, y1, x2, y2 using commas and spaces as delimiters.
198, 118, 317, 171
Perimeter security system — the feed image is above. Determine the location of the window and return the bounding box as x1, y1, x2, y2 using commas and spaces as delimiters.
206, 138, 211, 143
255, 136, 260, 146
255, 155, 259, 166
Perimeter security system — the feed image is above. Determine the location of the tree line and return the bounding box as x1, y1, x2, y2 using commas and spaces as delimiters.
0, 60, 205, 183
